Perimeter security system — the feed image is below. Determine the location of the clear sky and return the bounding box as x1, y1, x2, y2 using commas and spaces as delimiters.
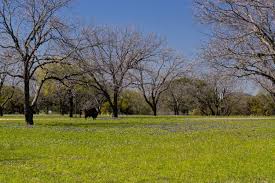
73, 0, 207, 59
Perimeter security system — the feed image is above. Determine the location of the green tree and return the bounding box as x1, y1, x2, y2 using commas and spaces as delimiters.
248, 92, 275, 116
191, 74, 239, 116
3, 86, 24, 114
119, 90, 151, 115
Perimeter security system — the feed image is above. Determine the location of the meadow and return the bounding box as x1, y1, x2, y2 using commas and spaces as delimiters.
0, 115, 274, 182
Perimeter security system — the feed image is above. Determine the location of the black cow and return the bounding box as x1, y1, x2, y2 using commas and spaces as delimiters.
84, 108, 99, 120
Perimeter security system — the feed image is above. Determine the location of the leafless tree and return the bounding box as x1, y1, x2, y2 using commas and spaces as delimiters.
135, 49, 186, 116
0, 0, 79, 125
195, 0, 275, 97
78, 27, 162, 118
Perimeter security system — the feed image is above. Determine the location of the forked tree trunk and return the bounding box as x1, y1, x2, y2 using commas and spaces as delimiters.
144, 99, 158, 116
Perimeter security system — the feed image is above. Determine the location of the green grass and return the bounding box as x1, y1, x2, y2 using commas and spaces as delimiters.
0, 115, 274, 182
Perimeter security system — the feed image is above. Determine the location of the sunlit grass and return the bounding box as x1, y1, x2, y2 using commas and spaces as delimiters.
0, 115, 274, 182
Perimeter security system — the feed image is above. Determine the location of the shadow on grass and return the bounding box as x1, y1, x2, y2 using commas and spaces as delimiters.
39, 121, 152, 128
0, 156, 41, 164
38, 121, 240, 132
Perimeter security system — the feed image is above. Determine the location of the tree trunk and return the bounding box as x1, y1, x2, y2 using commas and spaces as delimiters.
46, 106, 49, 114
172, 95, 179, 115
59, 99, 63, 115
174, 105, 179, 115
0, 106, 3, 116
175, 109, 179, 115
24, 79, 34, 125
152, 104, 157, 116
215, 104, 220, 116
113, 92, 119, 118
69, 90, 73, 118
59, 98, 66, 115
145, 100, 158, 116
208, 104, 215, 116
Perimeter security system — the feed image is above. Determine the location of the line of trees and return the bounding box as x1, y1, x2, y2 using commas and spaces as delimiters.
2, 74, 275, 117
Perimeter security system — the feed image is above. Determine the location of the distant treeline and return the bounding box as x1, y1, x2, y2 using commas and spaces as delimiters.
1, 77, 274, 117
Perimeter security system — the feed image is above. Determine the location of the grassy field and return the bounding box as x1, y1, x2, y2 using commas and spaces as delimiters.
0, 115, 274, 182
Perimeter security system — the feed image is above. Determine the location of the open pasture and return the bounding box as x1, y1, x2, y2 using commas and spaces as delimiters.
0, 115, 274, 182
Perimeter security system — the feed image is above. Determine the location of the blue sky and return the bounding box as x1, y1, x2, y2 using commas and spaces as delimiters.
73, 0, 207, 59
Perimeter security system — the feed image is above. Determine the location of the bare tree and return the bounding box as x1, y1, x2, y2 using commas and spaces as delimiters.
135, 49, 186, 116
0, 0, 78, 125
195, 0, 275, 96
78, 27, 161, 118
